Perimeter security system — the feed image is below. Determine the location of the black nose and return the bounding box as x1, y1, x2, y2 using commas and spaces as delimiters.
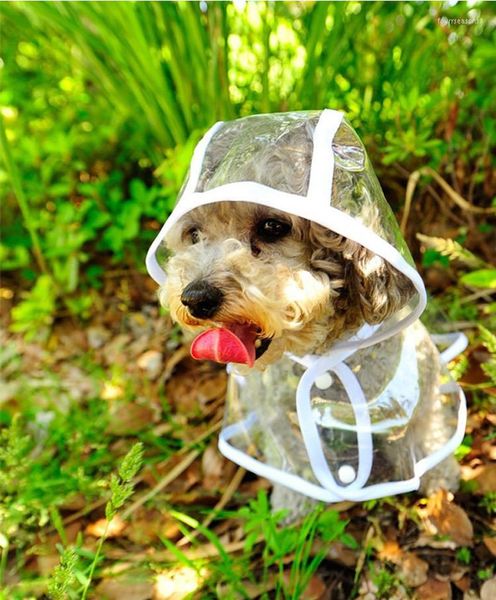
180, 280, 224, 319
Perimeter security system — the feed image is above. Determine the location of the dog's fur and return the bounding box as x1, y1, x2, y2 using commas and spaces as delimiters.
162, 201, 415, 368
157, 118, 460, 515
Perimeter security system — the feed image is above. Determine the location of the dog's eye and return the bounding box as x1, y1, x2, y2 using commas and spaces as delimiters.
256, 219, 291, 242
187, 227, 201, 245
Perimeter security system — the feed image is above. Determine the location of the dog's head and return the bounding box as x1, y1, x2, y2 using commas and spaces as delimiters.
160, 200, 415, 368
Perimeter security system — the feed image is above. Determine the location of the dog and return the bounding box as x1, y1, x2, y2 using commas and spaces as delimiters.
149, 111, 465, 517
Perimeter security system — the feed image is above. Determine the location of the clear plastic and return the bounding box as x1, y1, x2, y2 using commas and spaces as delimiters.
221, 321, 465, 500
146, 109, 466, 502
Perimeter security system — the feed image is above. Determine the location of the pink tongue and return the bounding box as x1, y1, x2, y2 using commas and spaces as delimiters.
190, 326, 257, 367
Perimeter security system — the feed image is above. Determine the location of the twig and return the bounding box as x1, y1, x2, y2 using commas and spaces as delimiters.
400, 166, 496, 235
177, 467, 246, 548
105, 535, 264, 563
121, 448, 200, 520
353, 525, 375, 589
57, 420, 223, 530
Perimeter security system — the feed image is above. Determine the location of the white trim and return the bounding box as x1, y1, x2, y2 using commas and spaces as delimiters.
431, 332, 468, 365
218, 384, 466, 502
297, 361, 373, 493
218, 415, 422, 502
146, 183, 426, 350
307, 109, 343, 204
145, 120, 224, 285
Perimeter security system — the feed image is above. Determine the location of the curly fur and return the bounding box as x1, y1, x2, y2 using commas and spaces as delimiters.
156, 116, 461, 513
161, 201, 414, 366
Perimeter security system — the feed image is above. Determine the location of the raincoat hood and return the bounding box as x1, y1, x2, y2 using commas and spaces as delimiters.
146, 110, 466, 502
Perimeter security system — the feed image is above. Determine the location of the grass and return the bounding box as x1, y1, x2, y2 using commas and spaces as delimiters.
0, 1, 495, 597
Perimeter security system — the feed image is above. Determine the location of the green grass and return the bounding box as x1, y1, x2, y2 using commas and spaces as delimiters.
0, 1, 495, 597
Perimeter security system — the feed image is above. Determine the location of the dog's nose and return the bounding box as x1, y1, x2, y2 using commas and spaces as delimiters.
180, 280, 224, 319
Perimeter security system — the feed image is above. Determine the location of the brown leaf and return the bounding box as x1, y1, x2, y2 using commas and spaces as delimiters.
326, 539, 359, 567
106, 402, 155, 435
95, 578, 153, 600
166, 369, 226, 415
125, 509, 179, 545
483, 536, 496, 557
201, 443, 236, 490
378, 539, 403, 564
36, 554, 60, 577
86, 515, 126, 538
299, 573, 327, 600
416, 578, 452, 600
399, 553, 429, 588
420, 490, 473, 547
481, 577, 496, 600
453, 575, 471, 592
153, 567, 207, 599
137, 350, 163, 380
474, 464, 496, 494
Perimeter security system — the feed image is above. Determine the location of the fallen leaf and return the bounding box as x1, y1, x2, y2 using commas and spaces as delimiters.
416, 578, 452, 600
95, 578, 153, 600
137, 350, 163, 379
106, 402, 155, 435
474, 464, 496, 494
399, 553, 429, 588
87, 325, 111, 349
325, 539, 359, 567
86, 515, 126, 538
453, 575, 471, 592
201, 443, 236, 490
419, 489, 473, 547
378, 539, 403, 564
36, 554, 60, 577
296, 572, 327, 599
125, 509, 179, 545
154, 566, 207, 599
483, 536, 496, 557
481, 577, 496, 600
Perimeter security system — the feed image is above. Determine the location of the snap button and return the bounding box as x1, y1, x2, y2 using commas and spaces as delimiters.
315, 372, 333, 390
338, 464, 356, 484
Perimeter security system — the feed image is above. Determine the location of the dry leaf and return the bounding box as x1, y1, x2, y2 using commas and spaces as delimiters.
419, 489, 473, 547
296, 572, 327, 599
415, 578, 452, 600
483, 536, 496, 557
474, 464, 496, 494
201, 443, 236, 490
137, 350, 163, 379
106, 402, 155, 435
399, 553, 429, 587
153, 566, 207, 599
36, 554, 61, 577
481, 577, 496, 600
325, 539, 359, 567
453, 575, 471, 592
86, 515, 126, 538
126, 509, 179, 545
378, 539, 403, 564
95, 578, 153, 600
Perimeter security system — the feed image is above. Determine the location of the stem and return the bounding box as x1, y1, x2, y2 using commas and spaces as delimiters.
81, 520, 109, 600
0, 116, 48, 274
0, 538, 9, 588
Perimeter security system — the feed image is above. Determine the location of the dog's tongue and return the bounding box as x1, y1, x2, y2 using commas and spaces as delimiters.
190, 326, 257, 367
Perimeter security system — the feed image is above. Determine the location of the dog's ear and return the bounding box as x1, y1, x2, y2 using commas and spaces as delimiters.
308, 222, 415, 326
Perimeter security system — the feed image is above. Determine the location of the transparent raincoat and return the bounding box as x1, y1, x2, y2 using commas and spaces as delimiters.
146, 110, 467, 502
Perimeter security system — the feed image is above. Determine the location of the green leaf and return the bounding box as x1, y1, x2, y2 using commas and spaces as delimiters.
460, 269, 496, 289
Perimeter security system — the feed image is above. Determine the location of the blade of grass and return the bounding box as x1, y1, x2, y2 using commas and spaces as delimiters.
0, 116, 48, 274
